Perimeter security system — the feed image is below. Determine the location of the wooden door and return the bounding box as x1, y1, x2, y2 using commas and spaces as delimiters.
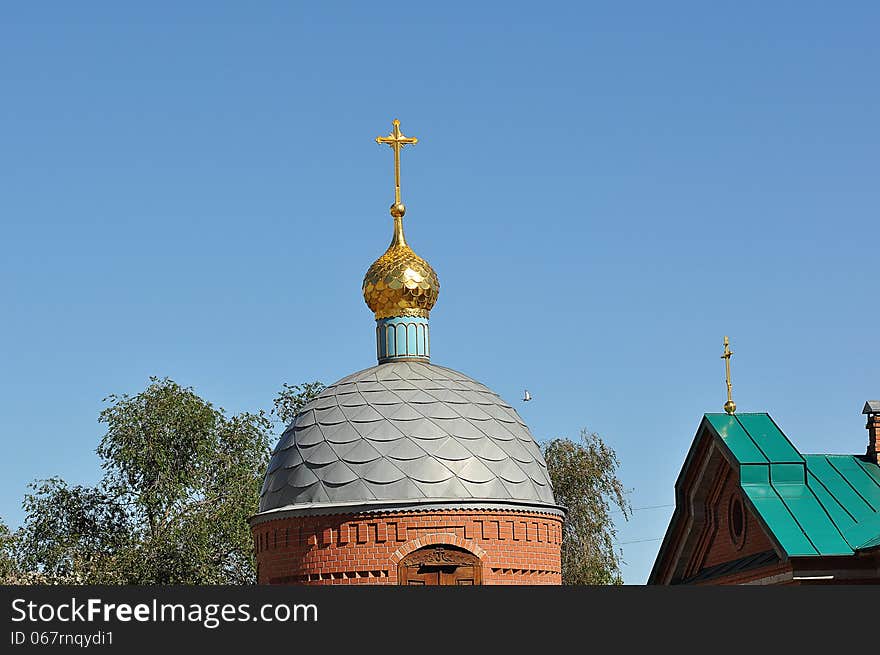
398, 545, 482, 585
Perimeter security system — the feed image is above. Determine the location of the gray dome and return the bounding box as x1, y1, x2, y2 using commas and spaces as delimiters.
258, 361, 558, 515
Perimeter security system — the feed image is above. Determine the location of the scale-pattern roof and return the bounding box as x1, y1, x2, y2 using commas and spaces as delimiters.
705, 413, 880, 556
258, 361, 557, 514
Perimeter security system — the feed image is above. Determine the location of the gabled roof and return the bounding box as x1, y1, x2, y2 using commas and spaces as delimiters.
705, 413, 880, 556
650, 413, 880, 584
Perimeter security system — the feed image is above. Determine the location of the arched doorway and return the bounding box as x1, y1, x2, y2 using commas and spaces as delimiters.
398, 544, 482, 585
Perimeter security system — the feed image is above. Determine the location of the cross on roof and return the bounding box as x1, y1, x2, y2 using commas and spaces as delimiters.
376, 119, 418, 209
721, 336, 736, 414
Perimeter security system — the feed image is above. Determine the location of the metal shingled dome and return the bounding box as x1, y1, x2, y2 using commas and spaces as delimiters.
258, 361, 558, 514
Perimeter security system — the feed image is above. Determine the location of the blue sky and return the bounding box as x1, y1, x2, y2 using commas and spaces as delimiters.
1, 2, 877, 584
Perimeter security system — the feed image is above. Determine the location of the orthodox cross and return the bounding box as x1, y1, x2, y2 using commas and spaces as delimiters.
721, 336, 736, 414
376, 119, 418, 210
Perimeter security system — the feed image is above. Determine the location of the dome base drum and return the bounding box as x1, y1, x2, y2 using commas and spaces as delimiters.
376, 316, 430, 363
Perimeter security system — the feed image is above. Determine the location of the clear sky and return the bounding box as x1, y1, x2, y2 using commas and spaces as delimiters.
1, 2, 878, 584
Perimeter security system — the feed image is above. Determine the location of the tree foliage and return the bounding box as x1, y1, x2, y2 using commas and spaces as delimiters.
0, 518, 21, 583
543, 429, 630, 584
14, 478, 132, 583
272, 381, 325, 426
8, 377, 273, 584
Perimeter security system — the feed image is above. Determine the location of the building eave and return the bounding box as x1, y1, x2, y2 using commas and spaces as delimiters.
249, 497, 567, 526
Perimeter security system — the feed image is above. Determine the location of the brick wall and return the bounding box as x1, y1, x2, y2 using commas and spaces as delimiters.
700, 467, 776, 569
252, 509, 564, 585
867, 413, 880, 466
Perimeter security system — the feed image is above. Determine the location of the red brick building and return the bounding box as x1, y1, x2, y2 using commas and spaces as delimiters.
649, 404, 880, 585
250, 120, 564, 585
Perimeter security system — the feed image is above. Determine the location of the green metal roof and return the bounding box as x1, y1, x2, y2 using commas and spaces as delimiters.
705, 413, 880, 557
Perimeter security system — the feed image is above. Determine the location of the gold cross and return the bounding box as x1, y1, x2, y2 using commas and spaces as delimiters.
376, 119, 418, 211
721, 336, 736, 414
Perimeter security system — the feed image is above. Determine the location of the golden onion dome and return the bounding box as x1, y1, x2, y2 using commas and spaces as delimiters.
363, 204, 439, 320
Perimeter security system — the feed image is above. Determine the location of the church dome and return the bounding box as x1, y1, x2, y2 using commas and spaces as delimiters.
255, 119, 560, 520
362, 211, 439, 320
258, 361, 557, 515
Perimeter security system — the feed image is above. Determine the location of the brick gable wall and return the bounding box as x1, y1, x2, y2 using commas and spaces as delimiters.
700, 467, 777, 569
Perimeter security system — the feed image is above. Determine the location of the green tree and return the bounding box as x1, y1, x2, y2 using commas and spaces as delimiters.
15, 478, 132, 583
543, 429, 630, 585
272, 381, 325, 425
0, 518, 20, 583
13, 377, 273, 584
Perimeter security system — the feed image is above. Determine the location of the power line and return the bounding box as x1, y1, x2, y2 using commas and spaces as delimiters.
612, 503, 674, 516
608, 504, 673, 547
617, 537, 664, 546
